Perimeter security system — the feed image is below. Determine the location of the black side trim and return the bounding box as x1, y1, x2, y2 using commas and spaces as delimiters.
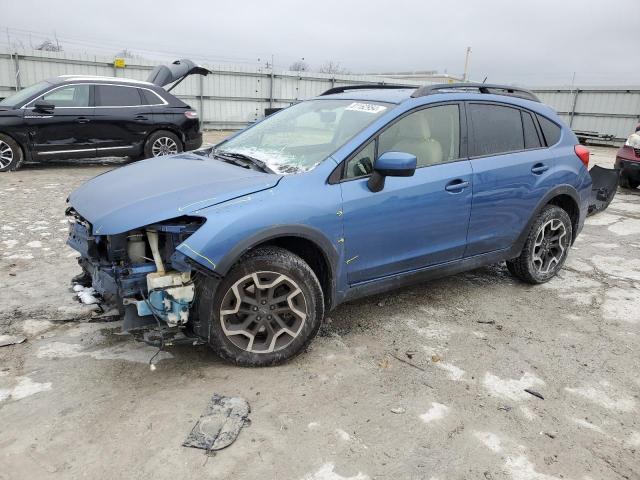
341, 248, 511, 304
214, 224, 339, 280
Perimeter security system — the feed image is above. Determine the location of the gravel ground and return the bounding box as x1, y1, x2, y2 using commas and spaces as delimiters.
1, 139, 639, 480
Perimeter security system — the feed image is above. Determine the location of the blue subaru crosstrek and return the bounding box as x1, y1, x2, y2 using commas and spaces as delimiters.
66, 83, 614, 366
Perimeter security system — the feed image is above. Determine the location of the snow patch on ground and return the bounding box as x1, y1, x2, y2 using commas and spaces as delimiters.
301, 463, 369, 480
334, 429, 351, 441
419, 402, 450, 424
2, 239, 18, 249
586, 212, 621, 226
0, 376, 52, 402
519, 406, 537, 421
565, 381, 636, 412
608, 218, 640, 236
591, 255, 640, 281
603, 286, 640, 323
483, 372, 545, 402
571, 417, 605, 434
21, 319, 56, 336
435, 362, 465, 381
37, 341, 173, 364
26, 240, 42, 248
474, 431, 562, 480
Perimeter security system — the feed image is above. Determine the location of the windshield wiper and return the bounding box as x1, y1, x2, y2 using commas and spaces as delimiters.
213, 150, 275, 174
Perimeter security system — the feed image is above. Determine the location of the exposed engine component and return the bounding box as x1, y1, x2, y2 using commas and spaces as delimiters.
136, 270, 195, 326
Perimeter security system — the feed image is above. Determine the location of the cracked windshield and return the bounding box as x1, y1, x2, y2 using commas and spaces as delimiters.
215, 99, 391, 174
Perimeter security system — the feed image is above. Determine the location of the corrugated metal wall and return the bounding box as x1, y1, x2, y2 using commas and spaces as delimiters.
533, 88, 640, 142
1, 48, 638, 141
0, 48, 422, 130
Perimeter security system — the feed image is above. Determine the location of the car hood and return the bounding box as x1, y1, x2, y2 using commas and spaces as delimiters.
68, 152, 281, 235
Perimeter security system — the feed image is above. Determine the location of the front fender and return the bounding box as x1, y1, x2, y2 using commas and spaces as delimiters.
175, 171, 345, 297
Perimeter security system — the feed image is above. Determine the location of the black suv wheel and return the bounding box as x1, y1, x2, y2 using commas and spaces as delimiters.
144, 130, 183, 158
0, 134, 23, 172
198, 247, 324, 367
507, 205, 572, 284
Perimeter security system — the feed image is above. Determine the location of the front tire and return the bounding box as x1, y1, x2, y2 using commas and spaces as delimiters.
143, 130, 183, 159
199, 247, 324, 367
507, 205, 572, 284
0, 134, 23, 172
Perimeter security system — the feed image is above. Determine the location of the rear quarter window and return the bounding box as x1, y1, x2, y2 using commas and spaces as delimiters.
139, 88, 164, 105
536, 114, 562, 146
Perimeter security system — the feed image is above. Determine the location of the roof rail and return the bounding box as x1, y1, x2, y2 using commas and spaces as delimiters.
320, 84, 417, 96
411, 83, 541, 103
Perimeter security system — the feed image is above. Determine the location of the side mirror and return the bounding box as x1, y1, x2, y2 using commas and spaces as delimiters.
33, 100, 55, 114
367, 151, 417, 192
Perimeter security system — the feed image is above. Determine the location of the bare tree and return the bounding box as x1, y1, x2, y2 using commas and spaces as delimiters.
114, 48, 143, 60
317, 61, 349, 75
289, 60, 309, 72
35, 39, 63, 52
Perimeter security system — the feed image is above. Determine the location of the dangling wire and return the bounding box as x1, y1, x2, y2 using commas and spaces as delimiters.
140, 288, 165, 370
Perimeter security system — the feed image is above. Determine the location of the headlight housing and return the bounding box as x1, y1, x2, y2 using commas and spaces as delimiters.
625, 133, 640, 149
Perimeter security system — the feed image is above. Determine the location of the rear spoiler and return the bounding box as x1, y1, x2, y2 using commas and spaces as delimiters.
147, 59, 211, 91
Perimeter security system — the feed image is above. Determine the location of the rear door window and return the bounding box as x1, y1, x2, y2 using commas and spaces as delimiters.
94, 85, 142, 107
536, 114, 562, 146
469, 103, 524, 156
522, 111, 542, 149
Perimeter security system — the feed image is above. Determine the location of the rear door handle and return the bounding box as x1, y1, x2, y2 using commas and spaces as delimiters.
445, 179, 470, 192
76, 117, 90, 124
135, 115, 149, 121
531, 163, 549, 175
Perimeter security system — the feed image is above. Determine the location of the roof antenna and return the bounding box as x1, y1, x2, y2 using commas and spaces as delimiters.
482, 76, 488, 84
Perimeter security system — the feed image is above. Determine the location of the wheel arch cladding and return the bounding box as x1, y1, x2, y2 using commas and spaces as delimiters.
547, 193, 579, 237
512, 185, 581, 256
178, 225, 339, 310
254, 235, 334, 311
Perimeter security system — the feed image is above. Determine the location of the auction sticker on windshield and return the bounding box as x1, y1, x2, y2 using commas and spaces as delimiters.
345, 102, 387, 114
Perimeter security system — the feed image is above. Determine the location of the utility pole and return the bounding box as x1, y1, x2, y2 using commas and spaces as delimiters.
463, 47, 472, 82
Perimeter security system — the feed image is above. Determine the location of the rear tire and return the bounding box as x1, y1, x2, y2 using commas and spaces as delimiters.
620, 174, 640, 189
506, 205, 572, 284
143, 130, 183, 159
0, 133, 23, 172
198, 247, 324, 367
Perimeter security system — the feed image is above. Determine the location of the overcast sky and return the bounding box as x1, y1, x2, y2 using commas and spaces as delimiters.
2, 0, 638, 86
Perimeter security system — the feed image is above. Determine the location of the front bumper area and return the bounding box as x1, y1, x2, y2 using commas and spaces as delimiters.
66, 211, 204, 333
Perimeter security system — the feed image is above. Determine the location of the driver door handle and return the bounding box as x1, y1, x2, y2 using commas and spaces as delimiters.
445, 179, 470, 192
76, 116, 91, 124
135, 115, 149, 121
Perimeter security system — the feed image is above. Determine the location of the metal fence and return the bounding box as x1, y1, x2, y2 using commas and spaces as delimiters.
1, 48, 638, 142
0, 48, 422, 130
532, 88, 640, 143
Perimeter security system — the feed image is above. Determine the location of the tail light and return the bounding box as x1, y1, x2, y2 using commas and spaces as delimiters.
574, 145, 589, 168
184, 110, 198, 119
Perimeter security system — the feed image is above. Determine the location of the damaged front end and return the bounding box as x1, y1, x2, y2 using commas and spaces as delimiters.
66, 209, 210, 344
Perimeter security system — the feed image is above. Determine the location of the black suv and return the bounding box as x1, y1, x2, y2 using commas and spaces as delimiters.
0, 59, 210, 171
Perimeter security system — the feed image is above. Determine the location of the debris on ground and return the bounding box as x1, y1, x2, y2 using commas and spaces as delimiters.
0, 335, 27, 347
390, 407, 406, 414
524, 389, 545, 400
476, 320, 496, 325
0, 334, 26, 347
183, 394, 251, 452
